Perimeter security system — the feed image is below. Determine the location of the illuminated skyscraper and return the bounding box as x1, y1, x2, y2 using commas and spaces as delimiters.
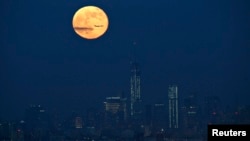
168, 85, 178, 129
130, 62, 141, 117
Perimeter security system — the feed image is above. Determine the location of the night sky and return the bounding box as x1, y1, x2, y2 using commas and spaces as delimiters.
1, 0, 250, 120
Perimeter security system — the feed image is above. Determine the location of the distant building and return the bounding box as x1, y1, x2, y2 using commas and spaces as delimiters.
75, 117, 83, 129
168, 85, 178, 129
144, 104, 152, 126
85, 107, 103, 128
204, 96, 221, 124
0, 120, 25, 141
0, 121, 13, 141
130, 62, 142, 120
152, 103, 167, 131
181, 94, 201, 136
24, 105, 49, 141
104, 96, 127, 127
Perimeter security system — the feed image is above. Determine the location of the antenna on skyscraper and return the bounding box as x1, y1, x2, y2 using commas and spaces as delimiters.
129, 40, 137, 64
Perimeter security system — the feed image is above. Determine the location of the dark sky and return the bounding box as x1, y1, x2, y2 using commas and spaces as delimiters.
1, 0, 250, 120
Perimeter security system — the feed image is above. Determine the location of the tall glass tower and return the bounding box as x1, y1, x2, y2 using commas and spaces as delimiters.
168, 85, 178, 129
130, 62, 141, 117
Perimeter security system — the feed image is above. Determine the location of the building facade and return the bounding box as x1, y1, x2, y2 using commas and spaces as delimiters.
130, 62, 142, 118
168, 85, 179, 129
104, 96, 127, 127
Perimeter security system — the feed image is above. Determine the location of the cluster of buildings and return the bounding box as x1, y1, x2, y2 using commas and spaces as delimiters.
1, 61, 249, 141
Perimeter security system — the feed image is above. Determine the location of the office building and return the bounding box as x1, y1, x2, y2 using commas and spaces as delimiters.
104, 96, 127, 126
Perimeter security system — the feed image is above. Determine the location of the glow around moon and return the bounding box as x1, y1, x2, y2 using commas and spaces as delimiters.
72, 6, 109, 39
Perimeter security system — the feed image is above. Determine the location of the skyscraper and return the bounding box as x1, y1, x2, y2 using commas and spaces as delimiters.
168, 85, 178, 129
130, 62, 141, 117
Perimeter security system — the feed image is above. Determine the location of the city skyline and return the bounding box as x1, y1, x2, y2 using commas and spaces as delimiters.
1, 0, 250, 121
1, 95, 249, 141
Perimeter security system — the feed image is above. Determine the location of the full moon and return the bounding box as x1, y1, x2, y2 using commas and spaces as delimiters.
72, 6, 109, 39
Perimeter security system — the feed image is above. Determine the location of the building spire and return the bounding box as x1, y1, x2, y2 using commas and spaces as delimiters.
129, 40, 138, 65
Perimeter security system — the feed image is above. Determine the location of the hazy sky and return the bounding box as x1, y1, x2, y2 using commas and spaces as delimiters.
1, 0, 250, 120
